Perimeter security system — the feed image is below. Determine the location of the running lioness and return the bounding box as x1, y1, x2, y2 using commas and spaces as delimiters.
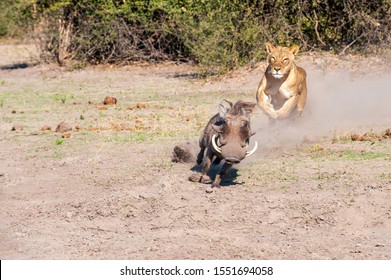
256, 42, 307, 121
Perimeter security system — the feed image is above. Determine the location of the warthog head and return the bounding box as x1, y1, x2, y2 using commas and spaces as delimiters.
190, 100, 258, 188
210, 101, 258, 164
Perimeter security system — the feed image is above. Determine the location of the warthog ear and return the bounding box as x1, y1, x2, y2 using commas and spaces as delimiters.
240, 107, 248, 116
219, 103, 228, 118
289, 45, 299, 55
266, 42, 276, 54
222, 99, 233, 109
212, 124, 223, 133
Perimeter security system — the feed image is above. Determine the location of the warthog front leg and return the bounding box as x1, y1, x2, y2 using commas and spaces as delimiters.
189, 149, 213, 184
212, 162, 233, 188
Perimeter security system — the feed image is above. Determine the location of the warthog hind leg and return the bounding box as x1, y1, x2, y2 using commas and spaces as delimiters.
189, 173, 213, 184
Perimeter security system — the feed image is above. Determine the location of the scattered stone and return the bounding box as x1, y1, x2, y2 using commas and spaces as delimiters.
351, 133, 371, 142
61, 133, 71, 138
103, 96, 117, 105
136, 103, 147, 109
384, 128, 391, 137
41, 125, 51, 131
11, 124, 24, 131
65, 212, 74, 219
11, 110, 16, 114
127, 103, 148, 110
72, 100, 82, 105
55, 121, 72, 133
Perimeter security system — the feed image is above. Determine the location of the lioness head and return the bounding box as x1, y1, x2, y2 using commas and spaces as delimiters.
265, 42, 299, 79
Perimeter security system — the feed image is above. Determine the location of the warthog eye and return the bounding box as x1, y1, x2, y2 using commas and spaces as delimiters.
241, 121, 251, 133
241, 141, 248, 148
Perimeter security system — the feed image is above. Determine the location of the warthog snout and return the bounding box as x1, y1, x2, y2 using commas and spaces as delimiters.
224, 156, 241, 164
211, 134, 258, 162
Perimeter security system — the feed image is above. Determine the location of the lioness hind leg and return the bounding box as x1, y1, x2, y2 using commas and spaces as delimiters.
296, 82, 307, 114
291, 90, 307, 119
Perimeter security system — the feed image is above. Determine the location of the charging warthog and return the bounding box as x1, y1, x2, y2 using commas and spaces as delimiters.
189, 100, 258, 188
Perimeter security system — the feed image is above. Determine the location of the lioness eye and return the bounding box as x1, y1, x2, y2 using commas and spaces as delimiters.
283, 58, 289, 63
270, 56, 275, 62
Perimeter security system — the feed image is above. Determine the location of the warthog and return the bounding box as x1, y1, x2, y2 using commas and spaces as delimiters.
189, 100, 258, 188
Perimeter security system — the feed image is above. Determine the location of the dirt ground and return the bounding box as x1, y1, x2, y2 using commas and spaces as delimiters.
0, 43, 390, 260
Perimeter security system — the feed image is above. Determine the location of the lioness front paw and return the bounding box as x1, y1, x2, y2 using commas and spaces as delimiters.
269, 111, 278, 120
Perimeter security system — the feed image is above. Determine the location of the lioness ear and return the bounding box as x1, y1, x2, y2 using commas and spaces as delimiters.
289, 45, 299, 55
265, 42, 275, 54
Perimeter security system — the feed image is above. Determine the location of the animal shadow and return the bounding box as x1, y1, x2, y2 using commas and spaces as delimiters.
0, 63, 31, 70
190, 163, 243, 187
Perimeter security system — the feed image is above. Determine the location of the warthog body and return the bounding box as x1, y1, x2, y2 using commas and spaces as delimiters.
189, 100, 258, 188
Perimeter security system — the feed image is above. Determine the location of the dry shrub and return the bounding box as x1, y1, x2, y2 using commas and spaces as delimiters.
6, 0, 390, 74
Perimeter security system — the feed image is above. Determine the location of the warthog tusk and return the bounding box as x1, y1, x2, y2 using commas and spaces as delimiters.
245, 141, 258, 157
211, 134, 222, 154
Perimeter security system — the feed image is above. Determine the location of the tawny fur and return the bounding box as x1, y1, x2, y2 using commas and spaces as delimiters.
256, 42, 307, 121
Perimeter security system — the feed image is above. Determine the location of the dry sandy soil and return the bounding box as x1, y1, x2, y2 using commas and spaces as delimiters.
0, 43, 390, 259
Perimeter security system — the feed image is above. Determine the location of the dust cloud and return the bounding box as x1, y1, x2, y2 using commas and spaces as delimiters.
251, 69, 391, 151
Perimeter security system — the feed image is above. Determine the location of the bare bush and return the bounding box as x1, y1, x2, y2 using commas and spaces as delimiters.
5, 0, 390, 72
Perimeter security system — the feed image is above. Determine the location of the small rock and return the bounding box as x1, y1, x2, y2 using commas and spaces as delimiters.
11, 110, 16, 114
41, 125, 51, 131
103, 96, 117, 105
55, 122, 72, 133
72, 100, 82, 105
11, 124, 24, 131
65, 212, 74, 219
61, 133, 71, 138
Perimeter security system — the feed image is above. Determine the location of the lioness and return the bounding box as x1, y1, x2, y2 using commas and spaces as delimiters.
256, 42, 307, 121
